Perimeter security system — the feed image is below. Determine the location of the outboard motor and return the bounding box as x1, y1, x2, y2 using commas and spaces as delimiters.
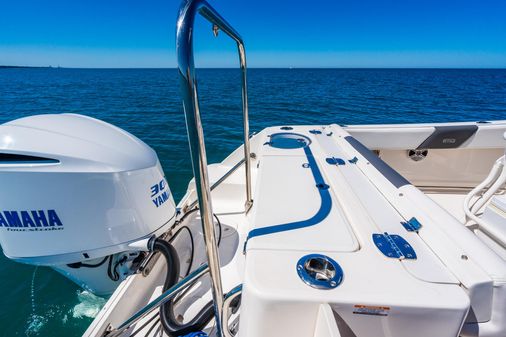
0, 114, 176, 295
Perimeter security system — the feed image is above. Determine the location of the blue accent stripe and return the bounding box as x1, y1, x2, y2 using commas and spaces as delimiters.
246, 145, 332, 247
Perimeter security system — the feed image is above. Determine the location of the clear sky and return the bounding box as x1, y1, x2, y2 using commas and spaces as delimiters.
1, 0, 505, 68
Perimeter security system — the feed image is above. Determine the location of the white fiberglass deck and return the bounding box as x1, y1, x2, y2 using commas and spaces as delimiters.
241, 125, 471, 337
86, 122, 506, 337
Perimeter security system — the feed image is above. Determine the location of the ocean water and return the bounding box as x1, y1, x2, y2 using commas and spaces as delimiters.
0, 68, 505, 336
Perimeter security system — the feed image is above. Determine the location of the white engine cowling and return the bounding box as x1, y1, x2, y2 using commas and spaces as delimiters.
0, 114, 176, 294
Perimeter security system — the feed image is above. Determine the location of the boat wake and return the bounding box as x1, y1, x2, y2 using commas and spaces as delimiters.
72, 290, 106, 319
25, 267, 106, 335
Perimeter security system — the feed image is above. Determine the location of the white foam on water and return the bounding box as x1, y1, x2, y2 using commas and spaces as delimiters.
25, 266, 47, 335
26, 314, 47, 335
72, 290, 106, 319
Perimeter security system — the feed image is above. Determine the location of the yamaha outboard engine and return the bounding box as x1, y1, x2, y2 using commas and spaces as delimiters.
0, 114, 176, 295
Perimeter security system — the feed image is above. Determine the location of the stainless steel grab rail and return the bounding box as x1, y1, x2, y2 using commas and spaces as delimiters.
177, 0, 253, 211
177, 0, 252, 336
105, 263, 209, 337
105, 2, 250, 336
222, 284, 242, 337
186, 157, 246, 211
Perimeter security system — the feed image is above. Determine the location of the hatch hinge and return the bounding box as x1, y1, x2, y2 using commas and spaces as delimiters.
401, 217, 422, 232
372, 232, 417, 260
348, 156, 358, 164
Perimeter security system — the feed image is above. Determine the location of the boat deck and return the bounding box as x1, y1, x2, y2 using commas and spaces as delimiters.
85, 123, 506, 337
240, 125, 471, 337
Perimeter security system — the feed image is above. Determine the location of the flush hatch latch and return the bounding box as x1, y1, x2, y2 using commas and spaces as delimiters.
296, 254, 344, 289
373, 233, 417, 260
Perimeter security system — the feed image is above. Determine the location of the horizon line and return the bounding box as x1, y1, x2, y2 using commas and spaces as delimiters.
2, 65, 506, 70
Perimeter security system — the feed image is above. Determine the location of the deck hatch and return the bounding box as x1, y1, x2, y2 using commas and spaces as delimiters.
246, 142, 335, 249
373, 233, 417, 260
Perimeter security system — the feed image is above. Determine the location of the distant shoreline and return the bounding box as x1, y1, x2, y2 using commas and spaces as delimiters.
0, 65, 60, 69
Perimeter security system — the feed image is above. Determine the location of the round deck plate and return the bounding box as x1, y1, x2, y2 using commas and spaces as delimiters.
296, 254, 343, 289
268, 132, 311, 149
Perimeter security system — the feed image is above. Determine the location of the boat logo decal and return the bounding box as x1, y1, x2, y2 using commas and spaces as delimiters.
0, 210, 64, 232
150, 178, 170, 208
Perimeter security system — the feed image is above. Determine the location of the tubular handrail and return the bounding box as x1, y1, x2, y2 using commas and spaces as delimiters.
105, 263, 209, 337
177, 0, 253, 211
186, 157, 246, 211
222, 284, 242, 337
176, 0, 252, 336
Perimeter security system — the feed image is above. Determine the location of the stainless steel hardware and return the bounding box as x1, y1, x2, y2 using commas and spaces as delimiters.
222, 284, 242, 337
408, 149, 428, 161
296, 254, 344, 289
105, 263, 209, 337
176, 0, 253, 335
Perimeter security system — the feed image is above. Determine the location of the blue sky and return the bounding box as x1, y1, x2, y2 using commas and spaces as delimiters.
1, 0, 505, 68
